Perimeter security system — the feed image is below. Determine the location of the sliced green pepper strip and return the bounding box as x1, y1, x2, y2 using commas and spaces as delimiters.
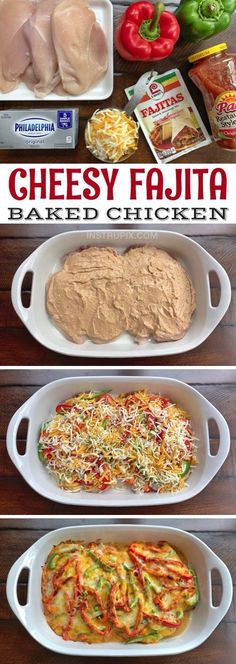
84, 389, 112, 400
84, 564, 99, 577
189, 568, 200, 604
88, 551, 114, 572
47, 553, 61, 569
47, 551, 72, 569
126, 630, 160, 643
180, 460, 190, 477
37, 443, 46, 463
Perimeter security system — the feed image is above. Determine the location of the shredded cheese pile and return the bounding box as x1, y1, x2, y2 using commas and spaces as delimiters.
85, 109, 139, 162
38, 390, 197, 494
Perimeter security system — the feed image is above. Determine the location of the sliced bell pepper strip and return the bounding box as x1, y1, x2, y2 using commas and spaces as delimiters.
93, 389, 112, 398
109, 582, 143, 637
128, 542, 168, 560
37, 443, 47, 463
179, 460, 191, 477
159, 616, 182, 628
87, 550, 115, 572
143, 609, 182, 628
47, 552, 69, 570
188, 568, 200, 604
79, 587, 110, 636
126, 629, 160, 643
55, 403, 73, 413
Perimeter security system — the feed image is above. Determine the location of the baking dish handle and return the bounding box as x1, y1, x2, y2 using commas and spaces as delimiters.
208, 554, 233, 628
204, 401, 230, 481
11, 257, 34, 324
6, 549, 33, 627
207, 259, 231, 328
6, 399, 32, 471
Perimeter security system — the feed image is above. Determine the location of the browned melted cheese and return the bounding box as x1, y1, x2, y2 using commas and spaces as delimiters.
42, 539, 199, 644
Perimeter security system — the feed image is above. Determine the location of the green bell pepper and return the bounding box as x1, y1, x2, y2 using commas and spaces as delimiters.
47, 553, 62, 569
179, 460, 191, 477
37, 443, 46, 464
126, 630, 160, 643
176, 0, 236, 42
187, 568, 200, 606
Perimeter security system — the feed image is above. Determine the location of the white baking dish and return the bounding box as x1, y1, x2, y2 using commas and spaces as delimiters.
6, 524, 233, 656
0, 0, 113, 102
11, 230, 231, 358
6, 376, 230, 506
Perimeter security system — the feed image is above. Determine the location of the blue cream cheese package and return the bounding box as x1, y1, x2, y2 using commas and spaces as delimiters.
0, 109, 79, 148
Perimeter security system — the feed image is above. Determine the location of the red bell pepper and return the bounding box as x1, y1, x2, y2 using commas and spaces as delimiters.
55, 403, 72, 413
143, 609, 182, 628
158, 615, 182, 628
115, 1, 180, 62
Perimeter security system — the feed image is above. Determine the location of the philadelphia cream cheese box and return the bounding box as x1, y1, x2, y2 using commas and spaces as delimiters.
0, 109, 79, 149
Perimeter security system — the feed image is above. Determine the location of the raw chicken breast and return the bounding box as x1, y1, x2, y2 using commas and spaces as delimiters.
24, 0, 62, 98
52, 0, 108, 96
0, 0, 33, 93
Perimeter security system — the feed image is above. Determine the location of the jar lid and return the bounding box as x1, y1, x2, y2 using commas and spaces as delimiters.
188, 43, 227, 63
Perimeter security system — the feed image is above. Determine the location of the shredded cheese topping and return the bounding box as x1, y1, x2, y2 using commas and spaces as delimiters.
85, 109, 139, 162
38, 390, 197, 494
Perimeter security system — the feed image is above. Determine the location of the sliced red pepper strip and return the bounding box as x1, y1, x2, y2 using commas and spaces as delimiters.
128, 542, 169, 561
143, 561, 192, 580
165, 562, 193, 579
108, 583, 121, 629
125, 597, 143, 637
160, 397, 170, 408
62, 587, 81, 640
143, 563, 170, 578
143, 484, 152, 493
109, 582, 143, 637
96, 393, 115, 405
56, 403, 73, 412
159, 616, 182, 628
75, 422, 85, 433
74, 560, 83, 596
62, 615, 73, 640
143, 609, 182, 628
86, 586, 108, 621
128, 545, 146, 587
79, 588, 110, 637
53, 559, 74, 591
129, 543, 193, 581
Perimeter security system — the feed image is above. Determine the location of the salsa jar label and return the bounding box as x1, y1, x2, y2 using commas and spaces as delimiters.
212, 91, 236, 140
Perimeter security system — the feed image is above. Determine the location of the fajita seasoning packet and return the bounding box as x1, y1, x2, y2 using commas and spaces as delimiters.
125, 69, 211, 162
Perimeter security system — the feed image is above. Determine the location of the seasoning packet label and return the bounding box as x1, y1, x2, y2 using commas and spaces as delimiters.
125, 69, 211, 163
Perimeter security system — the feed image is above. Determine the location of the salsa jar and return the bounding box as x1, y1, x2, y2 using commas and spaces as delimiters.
188, 43, 236, 150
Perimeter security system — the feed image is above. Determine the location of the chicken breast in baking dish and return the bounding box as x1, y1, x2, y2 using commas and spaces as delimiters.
0, 0, 33, 92
52, 0, 108, 96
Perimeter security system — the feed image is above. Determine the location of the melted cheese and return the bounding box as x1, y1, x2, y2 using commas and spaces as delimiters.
42, 539, 199, 644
